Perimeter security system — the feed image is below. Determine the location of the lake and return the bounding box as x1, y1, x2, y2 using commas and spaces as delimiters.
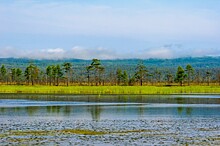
0, 94, 220, 145
0, 94, 219, 120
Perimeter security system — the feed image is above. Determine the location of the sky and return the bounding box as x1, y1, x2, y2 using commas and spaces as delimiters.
0, 0, 220, 59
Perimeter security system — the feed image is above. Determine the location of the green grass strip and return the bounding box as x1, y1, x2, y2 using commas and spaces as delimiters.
0, 85, 220, 94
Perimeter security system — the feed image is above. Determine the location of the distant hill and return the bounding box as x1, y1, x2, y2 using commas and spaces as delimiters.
0, 57, 219, 69
0, 57, 219, 82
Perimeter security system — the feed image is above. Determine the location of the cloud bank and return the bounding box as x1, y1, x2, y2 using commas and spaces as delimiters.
0, 47, 117, 59
1, 46, 220, 60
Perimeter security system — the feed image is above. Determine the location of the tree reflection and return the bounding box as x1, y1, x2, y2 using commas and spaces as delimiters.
0, 107, 6, 113
177, 106, 193, 116
176, 97, 184, 115
186, 107, 192, 116
46, 106, 61, 114
90, 105, 101, 121
64, 106, 71, 116
138, 105, 144, 118
177, 107, 183, 115
176, 97, 185, 104
26, 106, 39, 116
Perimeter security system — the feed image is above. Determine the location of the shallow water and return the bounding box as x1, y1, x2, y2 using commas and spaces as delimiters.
0, 94, 220, 145
0, 94, 219, 120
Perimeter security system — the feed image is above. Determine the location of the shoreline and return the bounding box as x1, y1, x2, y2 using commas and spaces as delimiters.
1, 93, 220, 96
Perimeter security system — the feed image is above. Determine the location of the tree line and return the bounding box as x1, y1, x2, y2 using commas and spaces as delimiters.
0, 58, 219, 86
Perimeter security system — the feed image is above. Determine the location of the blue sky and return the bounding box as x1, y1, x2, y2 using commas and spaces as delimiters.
0, 0, 220, 59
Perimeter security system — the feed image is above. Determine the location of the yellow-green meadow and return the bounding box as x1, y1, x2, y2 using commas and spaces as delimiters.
0, 85, 219, 94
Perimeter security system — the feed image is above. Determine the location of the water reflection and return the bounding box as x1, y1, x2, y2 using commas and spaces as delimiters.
90, 106, 101, 121
177, 107, 183, 115
0, 104, 219, 120
26, 106, 39, 116
64, 106, 71, 116
176, 97, 185, 104
0, 94, 219, 120
186, 107, 193, 115
0, 94, 219, 104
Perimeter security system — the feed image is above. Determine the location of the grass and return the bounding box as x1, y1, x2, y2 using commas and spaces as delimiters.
1, 129, 217, 145
0, 85, 219, 94
2, 129, 152, 137
6, 129, 107, 136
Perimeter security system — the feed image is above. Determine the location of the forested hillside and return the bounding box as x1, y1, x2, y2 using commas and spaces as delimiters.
1, 56, 220, 69
0, 57, 220, 86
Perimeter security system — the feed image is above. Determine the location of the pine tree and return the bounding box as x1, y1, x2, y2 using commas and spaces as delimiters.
175, 66, 186, 86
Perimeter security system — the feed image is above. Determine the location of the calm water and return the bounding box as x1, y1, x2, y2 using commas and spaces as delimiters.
0, 94, 219, 121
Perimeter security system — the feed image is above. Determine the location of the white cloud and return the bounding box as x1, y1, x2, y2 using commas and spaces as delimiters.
192, 48, 220, 57
1, 45, 220, 59
70, 46, 118, 59
0, 47, 23, 58
33, 48, 66, 59
45, 48, 65, 53
0, 46, 119, 59
145, 48, 173, 59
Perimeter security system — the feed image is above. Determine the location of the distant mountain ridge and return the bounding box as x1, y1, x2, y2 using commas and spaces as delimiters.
0, 56, 220, 69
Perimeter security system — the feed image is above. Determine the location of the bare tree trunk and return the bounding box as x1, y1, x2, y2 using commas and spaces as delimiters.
50, 77, 52, 86
67, 78, 69, 86
31, 78, 34, 86
57, 77, 59, 86
88, 75, 90, 86
187, 73, 190, 86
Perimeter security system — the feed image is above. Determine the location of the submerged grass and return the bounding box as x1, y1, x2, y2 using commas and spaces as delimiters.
7, 129, 106, 136
2, 129, 218, 145
4, 129, 152, 137
0, 85, 220, 94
